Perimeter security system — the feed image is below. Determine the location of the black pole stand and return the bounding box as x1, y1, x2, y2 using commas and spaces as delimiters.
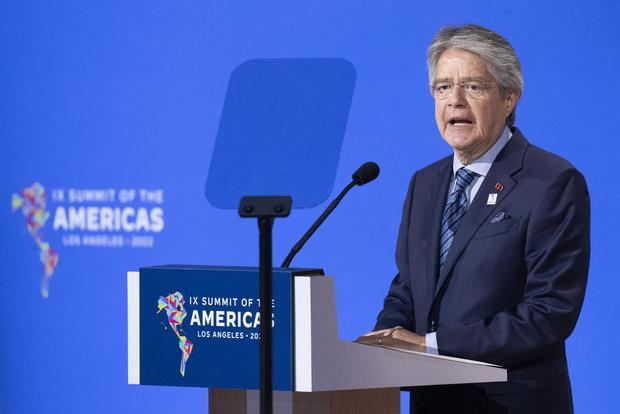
239, 196, 292, 414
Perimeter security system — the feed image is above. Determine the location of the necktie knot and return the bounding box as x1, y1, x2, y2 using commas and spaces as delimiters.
454, 168, 477, 191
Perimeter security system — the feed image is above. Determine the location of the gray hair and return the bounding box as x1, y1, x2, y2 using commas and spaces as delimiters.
427, 24, 523, 126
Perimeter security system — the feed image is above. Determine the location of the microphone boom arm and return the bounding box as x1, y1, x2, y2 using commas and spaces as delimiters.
280, 180, 356, 268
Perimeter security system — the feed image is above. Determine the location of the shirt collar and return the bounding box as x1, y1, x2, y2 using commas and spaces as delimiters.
452, 126, 512, 178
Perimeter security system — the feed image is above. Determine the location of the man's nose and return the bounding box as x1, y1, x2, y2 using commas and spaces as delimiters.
447, 84, 467, 107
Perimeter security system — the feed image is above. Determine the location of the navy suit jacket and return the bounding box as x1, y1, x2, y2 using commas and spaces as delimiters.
375, 128, 590, 414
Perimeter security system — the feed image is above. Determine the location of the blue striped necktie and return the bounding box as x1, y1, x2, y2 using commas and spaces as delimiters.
439, 167, 478, 267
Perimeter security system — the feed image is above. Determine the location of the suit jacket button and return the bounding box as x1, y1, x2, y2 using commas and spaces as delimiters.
430, 320, 437, 332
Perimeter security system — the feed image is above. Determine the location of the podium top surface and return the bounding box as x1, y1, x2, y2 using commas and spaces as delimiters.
139, 264, 324, 276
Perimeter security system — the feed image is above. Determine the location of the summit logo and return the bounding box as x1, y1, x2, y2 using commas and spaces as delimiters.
12, 182, 167, 297
157, 292, 194, 377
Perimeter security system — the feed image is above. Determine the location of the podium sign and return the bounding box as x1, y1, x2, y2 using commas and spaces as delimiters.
133, 265, 321, 390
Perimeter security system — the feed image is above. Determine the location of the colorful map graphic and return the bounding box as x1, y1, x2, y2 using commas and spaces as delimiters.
12, 182, 59, 298
157, 292, 194, 377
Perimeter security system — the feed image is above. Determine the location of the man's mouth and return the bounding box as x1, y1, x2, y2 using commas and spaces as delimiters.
448, 117, 473, 126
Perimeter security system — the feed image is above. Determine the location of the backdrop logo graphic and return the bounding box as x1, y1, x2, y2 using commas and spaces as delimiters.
157, 292, 194, 377
12, 182, 59, 298
12, 182, 166, 297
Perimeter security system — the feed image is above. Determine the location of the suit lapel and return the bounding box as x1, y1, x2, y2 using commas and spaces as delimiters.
424, 159, 452, 295
433, 130, 528, 297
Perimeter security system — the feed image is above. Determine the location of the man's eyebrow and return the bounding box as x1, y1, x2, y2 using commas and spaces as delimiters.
459, 76, 489, 82
432, 76, 489, 83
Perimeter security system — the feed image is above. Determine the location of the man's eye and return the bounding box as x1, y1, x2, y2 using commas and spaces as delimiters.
466, 82, 484, 91
435, 84, 451, 92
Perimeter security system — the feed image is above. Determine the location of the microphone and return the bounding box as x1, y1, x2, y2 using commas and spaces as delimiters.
280, 162, 380, 268
352, 161, 380, 185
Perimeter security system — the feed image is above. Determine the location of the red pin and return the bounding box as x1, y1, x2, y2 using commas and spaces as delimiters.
495, 182, 504, 192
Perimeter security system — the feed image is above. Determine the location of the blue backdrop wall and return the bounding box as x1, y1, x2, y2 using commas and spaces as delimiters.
1, 1, 618, 413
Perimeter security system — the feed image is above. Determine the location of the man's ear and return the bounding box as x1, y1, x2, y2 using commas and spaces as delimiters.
505, 91, 519, 116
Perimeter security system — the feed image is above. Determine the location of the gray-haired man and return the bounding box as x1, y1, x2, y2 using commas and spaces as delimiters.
370, 24, 590, 413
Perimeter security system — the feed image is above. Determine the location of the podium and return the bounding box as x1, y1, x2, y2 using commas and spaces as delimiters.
127, 265, 506, 413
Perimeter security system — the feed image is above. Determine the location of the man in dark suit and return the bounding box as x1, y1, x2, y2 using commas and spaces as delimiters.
370, 24, 590, 413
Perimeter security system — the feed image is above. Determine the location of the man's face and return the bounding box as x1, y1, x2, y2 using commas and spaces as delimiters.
433, 49, 517, 162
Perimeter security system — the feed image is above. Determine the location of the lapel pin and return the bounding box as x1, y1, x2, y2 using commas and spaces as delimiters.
487, 193, 498, 205
495, 182, 504, 192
